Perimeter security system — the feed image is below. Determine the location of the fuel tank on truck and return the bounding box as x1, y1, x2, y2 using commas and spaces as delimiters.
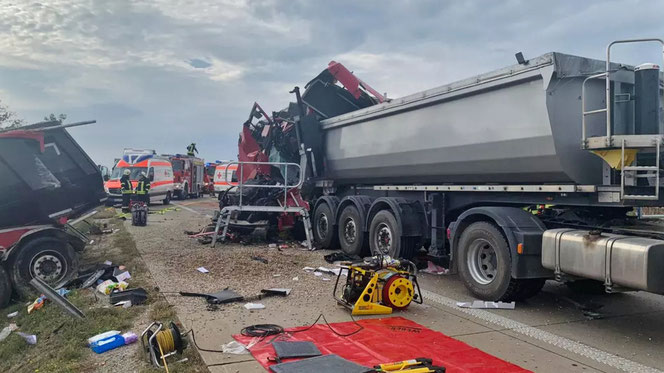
320, 53, 619, 185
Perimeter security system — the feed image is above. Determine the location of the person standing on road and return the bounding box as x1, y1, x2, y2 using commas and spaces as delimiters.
120, 169, 133, 212
135, 172, 151, 204
187, 142, 198, 156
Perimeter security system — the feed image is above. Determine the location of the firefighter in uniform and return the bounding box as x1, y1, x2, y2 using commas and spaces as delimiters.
135, 172, 151, 204
187, 142, 198, 156
120, 169, 133, 212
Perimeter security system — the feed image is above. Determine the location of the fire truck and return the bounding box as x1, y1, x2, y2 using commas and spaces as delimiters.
203, 162, 219, 196
168, 154, 205, 199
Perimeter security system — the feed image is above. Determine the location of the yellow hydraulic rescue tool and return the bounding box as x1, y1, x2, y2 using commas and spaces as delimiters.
333, 256, 423, 315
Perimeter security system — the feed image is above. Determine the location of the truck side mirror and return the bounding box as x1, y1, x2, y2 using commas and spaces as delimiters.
103, 174, 110, 182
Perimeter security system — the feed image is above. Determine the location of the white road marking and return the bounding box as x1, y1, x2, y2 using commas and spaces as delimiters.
421, 289, 662, 373
172, 201, 213, 218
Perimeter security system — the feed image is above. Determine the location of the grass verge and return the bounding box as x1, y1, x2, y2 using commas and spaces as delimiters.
0, 208, 207, 372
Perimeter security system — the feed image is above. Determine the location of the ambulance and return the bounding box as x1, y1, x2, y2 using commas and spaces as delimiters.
105, 149, 175, 205
213, 163, 239, 193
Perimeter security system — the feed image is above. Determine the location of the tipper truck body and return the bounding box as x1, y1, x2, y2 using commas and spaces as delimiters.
233, 38, 664, 301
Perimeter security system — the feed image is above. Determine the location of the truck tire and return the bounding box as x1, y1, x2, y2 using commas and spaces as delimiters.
313, 203, 337, 249
9, 237, 79, 299
338, 205, 366, 256
163, 191, 171, 205
369, 210, 414, 258
458, 222, 538, 301
0, 266, 11, 308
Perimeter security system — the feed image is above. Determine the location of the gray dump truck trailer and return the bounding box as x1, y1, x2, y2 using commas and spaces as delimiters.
305, 39, 664, 301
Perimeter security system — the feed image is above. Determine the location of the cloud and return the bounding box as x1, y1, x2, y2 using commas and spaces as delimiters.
0, 0, 663, 167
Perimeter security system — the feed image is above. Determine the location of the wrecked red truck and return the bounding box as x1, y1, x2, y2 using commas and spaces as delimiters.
0, 121, 106, 306
219, 40, 664, 303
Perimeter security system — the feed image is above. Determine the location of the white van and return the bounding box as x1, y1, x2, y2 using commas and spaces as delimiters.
213, 163, 239, 193
105, 149, 175, 205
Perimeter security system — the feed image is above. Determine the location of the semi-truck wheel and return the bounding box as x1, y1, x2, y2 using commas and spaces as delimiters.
369, 210, 402, 258
0, 266, 11, 308
9, 237, 79, 299
313, 203, 337, 249
458, 221, 541, 301
338, 205, 365, 256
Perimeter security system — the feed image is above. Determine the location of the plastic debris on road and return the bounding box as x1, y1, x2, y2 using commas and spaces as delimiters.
292, 276, 298, 281
88, 330, 121, 346
456, 300, 515, 309
222, 340, 250, 354
244, 303, 265, 310
6, 311, 18, 318
421, 261, 449, 275
0, 323, 18, 342
197, 267, 210, 273
16, 332, 37, 345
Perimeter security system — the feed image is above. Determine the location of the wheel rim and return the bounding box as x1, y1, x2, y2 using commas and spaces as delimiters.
316, 213, 329, 239
467, 239, 498, 285
374, 223, 392, 255
30, 251, 67, 283
343, 218, 357, 244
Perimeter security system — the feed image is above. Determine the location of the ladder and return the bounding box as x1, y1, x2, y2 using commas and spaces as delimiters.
580, 38, 664, 202
621, 138, 660, 200
210, 161, 315, 250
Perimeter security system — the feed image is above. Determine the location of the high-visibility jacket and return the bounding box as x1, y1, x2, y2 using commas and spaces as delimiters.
120, 176, 133, 194
136, 179, 151, 195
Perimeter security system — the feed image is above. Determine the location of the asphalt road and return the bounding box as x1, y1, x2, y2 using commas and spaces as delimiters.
159, 197, 664, 373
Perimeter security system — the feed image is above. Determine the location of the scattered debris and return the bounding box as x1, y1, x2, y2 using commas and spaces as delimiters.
292, 276, 299, 281
244, 303, 265, 310
221, 340, 250, 355
114, 300, 132, 308
0, 323, 17, 342
273, 274, 281, 277
456, 301, 515, 310
268, 243, 278, 249
321, 277, 331, 281
110, 288, 148, 306
96, 280, 128, 295
260, 288, 291, 297
251, 255, 269, 264
6, 311, 18, 318
16, 332, 37, 345
88, 330, 120, 346
114, 269, 131, 282
421, 261, 449, 275
323, 252, 359, 264
29, 277, 86, 319
90, 332, 137, 354
180, 288, 244, 305
27, 295, 46, 314
103, 260, 113, 266
302, 267, 316, 272
197, 266, 210, 274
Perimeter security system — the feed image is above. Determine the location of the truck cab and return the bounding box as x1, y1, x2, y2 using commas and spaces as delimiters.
168, 154, 205, 199
105, 149, 174, 205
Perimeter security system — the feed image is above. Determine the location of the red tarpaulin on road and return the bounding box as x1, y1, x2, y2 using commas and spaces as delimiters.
234, 316, 530, 373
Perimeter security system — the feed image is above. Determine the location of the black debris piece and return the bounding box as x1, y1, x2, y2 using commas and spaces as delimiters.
252, 256, 269, 264
180, 288, 244, 305
109, 287, 148, 305
323, 252, 359, 264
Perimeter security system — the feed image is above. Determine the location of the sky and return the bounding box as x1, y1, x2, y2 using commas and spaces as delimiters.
1, 0, 663, 167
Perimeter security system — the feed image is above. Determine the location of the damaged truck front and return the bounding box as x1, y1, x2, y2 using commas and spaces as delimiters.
0, 121, 106, 306
225, 38, 664, 303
